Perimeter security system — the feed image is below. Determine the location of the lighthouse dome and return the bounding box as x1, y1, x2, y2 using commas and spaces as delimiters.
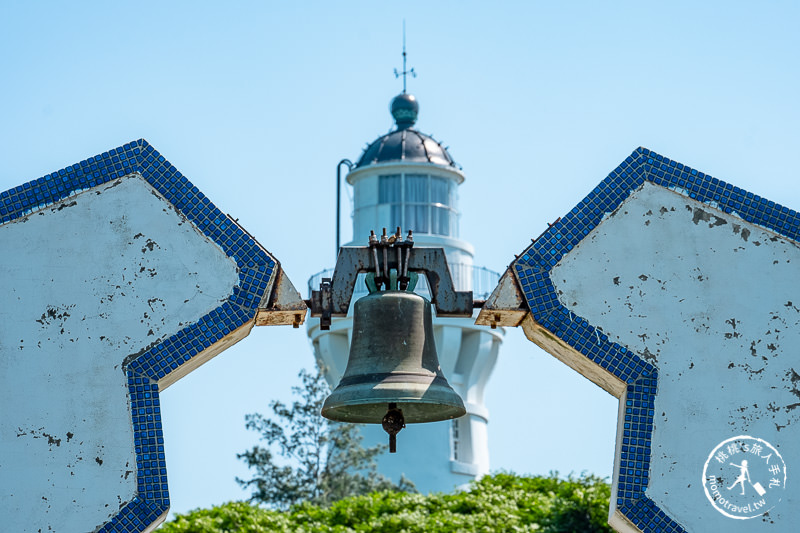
355, 93, 458, 169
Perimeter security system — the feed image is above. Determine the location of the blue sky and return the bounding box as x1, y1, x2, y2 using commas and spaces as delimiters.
2, 0, 799, 518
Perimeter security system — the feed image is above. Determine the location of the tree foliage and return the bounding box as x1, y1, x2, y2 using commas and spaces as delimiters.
236, 368, 413, 509
160, 472, 613, 532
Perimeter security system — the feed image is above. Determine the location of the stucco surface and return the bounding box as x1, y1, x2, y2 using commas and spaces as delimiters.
552, 183, 799, 530
0, 177, 238, 532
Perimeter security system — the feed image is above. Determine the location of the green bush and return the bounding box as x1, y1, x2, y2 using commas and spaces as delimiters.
160, 473, 612, 532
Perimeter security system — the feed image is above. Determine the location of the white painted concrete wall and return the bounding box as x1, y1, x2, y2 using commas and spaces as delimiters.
552, 182, 799, 531
0, 177, 238, 532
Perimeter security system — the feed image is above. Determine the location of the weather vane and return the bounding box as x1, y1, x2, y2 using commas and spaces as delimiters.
393, 20, 416, 93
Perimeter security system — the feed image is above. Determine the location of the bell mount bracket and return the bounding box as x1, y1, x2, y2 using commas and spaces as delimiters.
310, 229, 474, 330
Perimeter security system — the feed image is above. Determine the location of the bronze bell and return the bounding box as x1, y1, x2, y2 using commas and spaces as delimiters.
321, 289, 466, 450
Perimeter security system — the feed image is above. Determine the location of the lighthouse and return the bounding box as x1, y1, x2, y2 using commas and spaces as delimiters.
307, 90, 504, 493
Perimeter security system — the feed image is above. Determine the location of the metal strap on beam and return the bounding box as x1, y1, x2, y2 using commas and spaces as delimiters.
310, 243, 473, 330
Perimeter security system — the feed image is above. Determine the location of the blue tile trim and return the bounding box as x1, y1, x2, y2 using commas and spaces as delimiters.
512, 146, 800, 532
618, 496, 686, 533
0, 140, 277, 532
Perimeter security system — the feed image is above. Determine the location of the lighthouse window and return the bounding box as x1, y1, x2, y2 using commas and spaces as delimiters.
430, 177, 449, 205
379, 174, 401, 203
431, 177, 452, 236
432, 206, 450, 236
405, 174, 428, 202
405, 174, 429, 233
451, 419, 460, 461
378, 175, 402, 232
405, 206, 429, 233
376, 173, 458, 237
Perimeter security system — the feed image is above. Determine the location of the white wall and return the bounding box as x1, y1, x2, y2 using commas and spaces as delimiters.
552, 183, 799, 531
0, 177, 238, 532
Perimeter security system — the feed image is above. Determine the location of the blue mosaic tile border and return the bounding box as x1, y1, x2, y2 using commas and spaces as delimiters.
0, 140, 277, 533
513, 147, 800, 532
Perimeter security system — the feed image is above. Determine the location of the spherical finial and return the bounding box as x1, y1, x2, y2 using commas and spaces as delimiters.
391, 93, 419, 130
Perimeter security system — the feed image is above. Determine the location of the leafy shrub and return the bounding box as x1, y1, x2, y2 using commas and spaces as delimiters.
159, 473, 612, 532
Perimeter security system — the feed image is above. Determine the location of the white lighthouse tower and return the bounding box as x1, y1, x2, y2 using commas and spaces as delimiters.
307, 90, 504, 493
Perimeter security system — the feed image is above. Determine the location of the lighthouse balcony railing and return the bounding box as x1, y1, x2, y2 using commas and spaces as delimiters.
307, 263, 501, 303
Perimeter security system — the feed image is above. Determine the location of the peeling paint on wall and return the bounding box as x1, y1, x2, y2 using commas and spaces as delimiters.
0, 177, 238, 532
552, 182, 800, 531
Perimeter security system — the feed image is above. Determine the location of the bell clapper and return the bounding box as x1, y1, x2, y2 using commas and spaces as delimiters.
382, 403, 405, 453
